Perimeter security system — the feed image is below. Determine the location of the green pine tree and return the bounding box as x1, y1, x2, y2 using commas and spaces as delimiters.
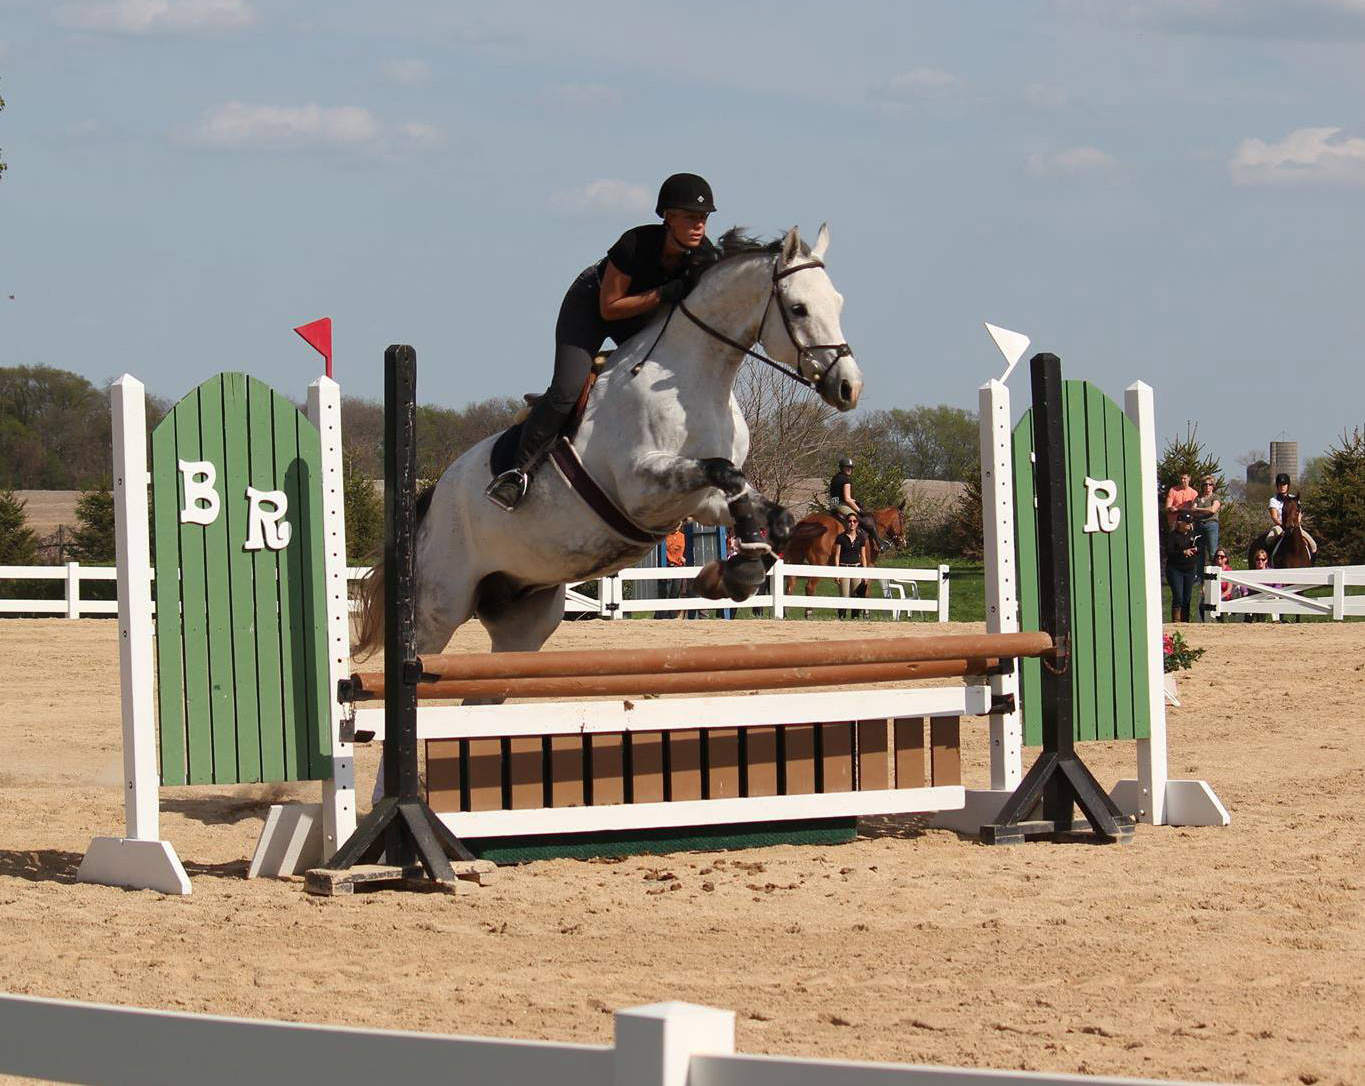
343, 450, 384, 565
1305, 427, 1365, 566
0, 488, 37, 564
70, 483, 116, 563
1158, 423, 1222, 489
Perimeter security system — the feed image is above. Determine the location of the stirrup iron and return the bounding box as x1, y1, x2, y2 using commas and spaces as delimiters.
485, 469, 529, 512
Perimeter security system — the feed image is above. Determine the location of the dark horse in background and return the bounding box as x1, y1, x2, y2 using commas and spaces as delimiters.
782, 504, 907, 600
1249, 494, 1316, 569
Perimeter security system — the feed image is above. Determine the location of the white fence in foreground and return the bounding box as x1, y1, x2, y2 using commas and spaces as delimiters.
1203, 564, 1365, 621
0, 992, 1188, 1086
2, 560, 951, 622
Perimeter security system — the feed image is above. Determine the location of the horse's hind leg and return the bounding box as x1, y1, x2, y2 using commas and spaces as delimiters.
480, 583, 569, 654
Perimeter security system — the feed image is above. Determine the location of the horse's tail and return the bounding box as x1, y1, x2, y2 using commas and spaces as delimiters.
351, 484, 437, 661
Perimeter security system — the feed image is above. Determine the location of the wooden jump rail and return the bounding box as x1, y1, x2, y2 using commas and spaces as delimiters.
340, 632, 1055, 702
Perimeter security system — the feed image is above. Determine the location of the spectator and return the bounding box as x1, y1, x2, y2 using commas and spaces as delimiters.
832, 512, 869, 619
1213, 548, 1239, 622
1165, 512, 1199, 622
1245, 547, 1273, 623
653, 524, 688, 618
1266, 472, 1317, 558
1164, 472, 1197, 531
1191, 476, 1221, 574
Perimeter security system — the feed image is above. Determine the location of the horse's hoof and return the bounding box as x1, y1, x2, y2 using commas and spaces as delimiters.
721, 555, 767, 598
692, 561, 729, 600
768, 508, 796, 548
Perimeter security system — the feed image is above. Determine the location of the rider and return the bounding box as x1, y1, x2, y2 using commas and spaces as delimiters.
827, 455, 883, 551
486, 172, 722, 510
1266, 472, 1317, 557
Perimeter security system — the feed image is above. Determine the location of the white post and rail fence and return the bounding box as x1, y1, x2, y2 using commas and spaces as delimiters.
1201, 563, 1365, 621
0, 991, 1196, 1086
1, 559, 952, 622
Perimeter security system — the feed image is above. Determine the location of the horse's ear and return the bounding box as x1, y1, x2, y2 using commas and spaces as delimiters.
811, 223, 830, 260
781, 226, 803, 263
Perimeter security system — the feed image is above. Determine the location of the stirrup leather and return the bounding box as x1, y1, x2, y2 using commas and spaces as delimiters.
485, 469, 529, 512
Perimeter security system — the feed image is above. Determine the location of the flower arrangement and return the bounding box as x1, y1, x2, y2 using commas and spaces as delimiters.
1162, 631, 1205, 674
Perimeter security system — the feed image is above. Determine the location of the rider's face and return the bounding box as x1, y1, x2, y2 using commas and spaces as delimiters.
664, 209, 709, 249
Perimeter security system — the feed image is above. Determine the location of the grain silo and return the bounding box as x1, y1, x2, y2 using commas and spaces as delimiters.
1268, 441, 1299, 483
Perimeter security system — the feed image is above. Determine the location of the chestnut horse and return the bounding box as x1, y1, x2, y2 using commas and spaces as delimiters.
1249, 494, 1315, 569
782, 504, 907, 600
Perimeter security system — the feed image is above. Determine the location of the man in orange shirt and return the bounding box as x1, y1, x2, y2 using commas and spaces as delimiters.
654, 524, 689, 618
1164, 472, 1197, 530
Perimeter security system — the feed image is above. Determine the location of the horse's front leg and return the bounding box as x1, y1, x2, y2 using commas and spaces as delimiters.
634, 455, 791, 601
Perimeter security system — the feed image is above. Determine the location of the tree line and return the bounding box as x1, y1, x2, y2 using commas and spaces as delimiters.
6, 363, 1358, 570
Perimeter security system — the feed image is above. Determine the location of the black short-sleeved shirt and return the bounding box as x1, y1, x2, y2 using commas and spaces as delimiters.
829, 471, 853, 502
601, 225, 718, 297
835, 529, 867, 564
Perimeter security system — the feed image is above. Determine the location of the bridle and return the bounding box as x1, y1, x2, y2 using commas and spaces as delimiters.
676, 254, 854, 391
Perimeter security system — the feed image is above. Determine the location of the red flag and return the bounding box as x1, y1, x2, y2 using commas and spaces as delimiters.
294, 317, 333, 378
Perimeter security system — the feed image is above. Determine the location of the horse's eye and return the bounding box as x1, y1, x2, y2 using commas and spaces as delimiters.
790, 303, 808, 317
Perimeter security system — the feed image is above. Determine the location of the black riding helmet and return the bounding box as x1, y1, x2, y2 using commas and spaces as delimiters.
656, 173, 716, 217
1275, 472, 1291, 487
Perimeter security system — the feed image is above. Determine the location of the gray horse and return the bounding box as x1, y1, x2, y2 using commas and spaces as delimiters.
354, 225, 862, 668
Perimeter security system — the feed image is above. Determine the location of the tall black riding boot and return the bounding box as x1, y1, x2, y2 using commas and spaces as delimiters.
858, 513, 885, 553
485, 397, 573, 511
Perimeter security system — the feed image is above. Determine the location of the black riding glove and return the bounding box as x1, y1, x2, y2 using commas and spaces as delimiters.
658, 277, 690, 305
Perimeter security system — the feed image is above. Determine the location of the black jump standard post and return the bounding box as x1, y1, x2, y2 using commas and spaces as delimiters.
306, 345, 486, 895
980, 353, 1136, 845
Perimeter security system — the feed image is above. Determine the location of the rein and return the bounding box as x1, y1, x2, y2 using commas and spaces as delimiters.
676, 255, 853, 391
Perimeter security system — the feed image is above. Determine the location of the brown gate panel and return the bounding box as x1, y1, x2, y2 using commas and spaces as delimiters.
426, 738, 462, 812
705, 729, 741, 799
893, 717, 926, 789
930, 717, 962, 786
589, 734, 625, 805
856, 719, 890, 790
508, 736, 545, 809
783, 724, 817, 794
629, 732, 665, 803
818, 723, 854, 793
667, 731, 703, 801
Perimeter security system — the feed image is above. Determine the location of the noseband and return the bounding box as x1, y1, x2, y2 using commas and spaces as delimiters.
677, 255, 853, 391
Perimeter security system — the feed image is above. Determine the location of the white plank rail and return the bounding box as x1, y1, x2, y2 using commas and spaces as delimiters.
1204, 564, 1365, 620
0, 992, 1193, 1086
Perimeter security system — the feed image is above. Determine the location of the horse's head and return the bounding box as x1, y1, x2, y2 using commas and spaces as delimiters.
1282, 495, 1302, 529
877, 503, 907, 549
756, 225, 863, 412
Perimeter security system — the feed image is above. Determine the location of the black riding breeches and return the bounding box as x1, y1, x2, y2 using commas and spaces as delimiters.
547, 263, 652, 412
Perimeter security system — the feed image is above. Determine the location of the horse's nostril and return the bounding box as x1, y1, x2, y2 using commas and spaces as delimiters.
840, 380, 852, 403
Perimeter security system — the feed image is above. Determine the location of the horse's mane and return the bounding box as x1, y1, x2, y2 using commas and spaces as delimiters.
715, 226, 810, 264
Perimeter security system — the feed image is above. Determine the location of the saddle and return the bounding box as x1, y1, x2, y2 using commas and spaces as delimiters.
489, 351, 611, 477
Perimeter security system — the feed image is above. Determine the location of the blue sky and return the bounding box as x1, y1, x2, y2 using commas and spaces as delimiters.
3, 0, 1364, 469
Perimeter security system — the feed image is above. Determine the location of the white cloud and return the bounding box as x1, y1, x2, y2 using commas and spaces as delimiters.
1026, 147, 1118, 179
383, 59, 431, 86
550, 179, 652, 216
183, 103, 380, 150
56, 0, 256, 35
399, 121, 443, 148
1055, 0, 1365, 39
883, 68, 960, 97
1230, 127, 1365, 185
544, 83, 624, 109
1023, 83, 1069, 109
871, 68, 963, 114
